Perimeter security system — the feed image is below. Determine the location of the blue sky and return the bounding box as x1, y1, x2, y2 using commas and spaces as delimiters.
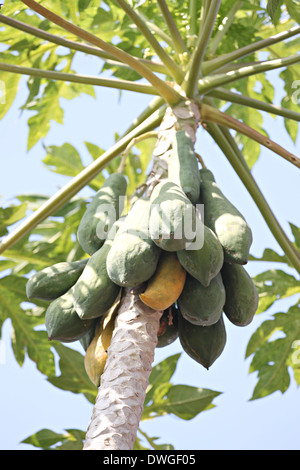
0, 50, 300, 450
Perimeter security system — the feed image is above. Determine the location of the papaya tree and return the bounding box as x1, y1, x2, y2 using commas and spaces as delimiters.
0, 0, 300, 451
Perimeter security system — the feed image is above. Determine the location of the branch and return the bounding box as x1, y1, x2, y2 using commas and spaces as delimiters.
208, 1, 243, 56
0, 106, 165, 255
0, 62, 158, 95
204, 122, 300, 275
0, 14, 167, 75
115, 0, 184, 83
202, 24, 300, 75
200, 102, 300, 168
157, 0, 188, 55
198, 54, 300, 94
208, 87, 300, 122
183, 0, 222, 97
20, 0, 182, 105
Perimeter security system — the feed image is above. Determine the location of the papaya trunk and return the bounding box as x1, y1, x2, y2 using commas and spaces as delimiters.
83, 100, 200, 450
83, 286, 163, 450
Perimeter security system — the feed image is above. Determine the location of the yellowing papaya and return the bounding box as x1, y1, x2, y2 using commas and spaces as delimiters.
177, 272, 225, 327
84, 299, 119, 386
106, 198, 161, 287
72, 218, 124, 320
221, 262, 259, 326
45, 287, 94, 343
178, 311, 227, 369
139, 251, 186, 310
177, 224, 224, 287
156, 305, 179, 348
200, 169, 252, 265
26, 258, 88, 301
168, 130, 200, 204
149, 180, 197, 252
77, 173, 127, 255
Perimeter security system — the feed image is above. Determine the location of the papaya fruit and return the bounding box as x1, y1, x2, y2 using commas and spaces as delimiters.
106, 198, 161, 287
77, 173, 127, 255
178, 311, 227, 369
149, 179, 197, 252
221, 262, 259, 326
80, 319, 98, 351
72, 219, 124, 320
177, 272, 225, 327
84, 299, 119, 386
45, 287, 94, 343
139, 251, 186, 311
157, 305, 179, 348
26, 258, 88, 301
168, 129, 200, 204
177, 223, 224, 287
199, 168, 252, 265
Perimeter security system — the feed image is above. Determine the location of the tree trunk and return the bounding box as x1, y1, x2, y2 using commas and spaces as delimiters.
83, 286, 163, 450
83, 99, 200, 450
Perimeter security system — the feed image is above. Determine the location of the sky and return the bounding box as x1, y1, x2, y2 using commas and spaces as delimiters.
0, 49, 300, 451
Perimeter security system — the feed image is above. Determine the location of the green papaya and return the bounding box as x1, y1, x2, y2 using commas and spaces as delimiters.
149, 179, 197, 252
221, 262, 259, 326
168, 130, 200, 204
72, 219, 124, 320
77, 173, 127, 255
80, 319, 98, 351
177, 223, 224, 287
45, 287, 94, 343
26, 258, 88, 301
106, 198, 161, 287
178, 272, 225, 326
156, 305, 179, 348
199, 168, 252, 265
178, 311, 227, 369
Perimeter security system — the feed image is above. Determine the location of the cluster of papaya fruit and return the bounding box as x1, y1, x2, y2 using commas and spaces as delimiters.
26, 129, 258, 386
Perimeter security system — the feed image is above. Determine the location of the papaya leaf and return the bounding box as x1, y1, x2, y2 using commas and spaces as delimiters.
0, 202, 28, 237
246, 302, 300, 400
135, 428, 174, 450
253, 269, 300, 314
42, 143, 85, 177
21, 427, 86, 450
143, 385, 222, 421
0, 275, 55, 376
144, 353, 181, 406
47, 341, 97, 404
267, 0, 284, 24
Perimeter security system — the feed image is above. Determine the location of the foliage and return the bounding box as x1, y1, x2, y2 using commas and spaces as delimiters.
0, 0, 299, 450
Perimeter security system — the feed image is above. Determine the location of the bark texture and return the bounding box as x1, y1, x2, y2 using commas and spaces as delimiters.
83, 286, 163, 450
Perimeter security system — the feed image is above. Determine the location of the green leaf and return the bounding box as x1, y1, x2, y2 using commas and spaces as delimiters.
27, 81, 64, 150
0, 275, 55, 375
43, 143, 85, 177
145, 353, 181, 406
267, 0, 284, 24
246, 302, 300, 400
47, 342, 97, 404
0, 202, 27, 237
143, 384, 222, 421
285, 0, 300, 24
22, 428, 85, 450
253, 269, 300, 314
